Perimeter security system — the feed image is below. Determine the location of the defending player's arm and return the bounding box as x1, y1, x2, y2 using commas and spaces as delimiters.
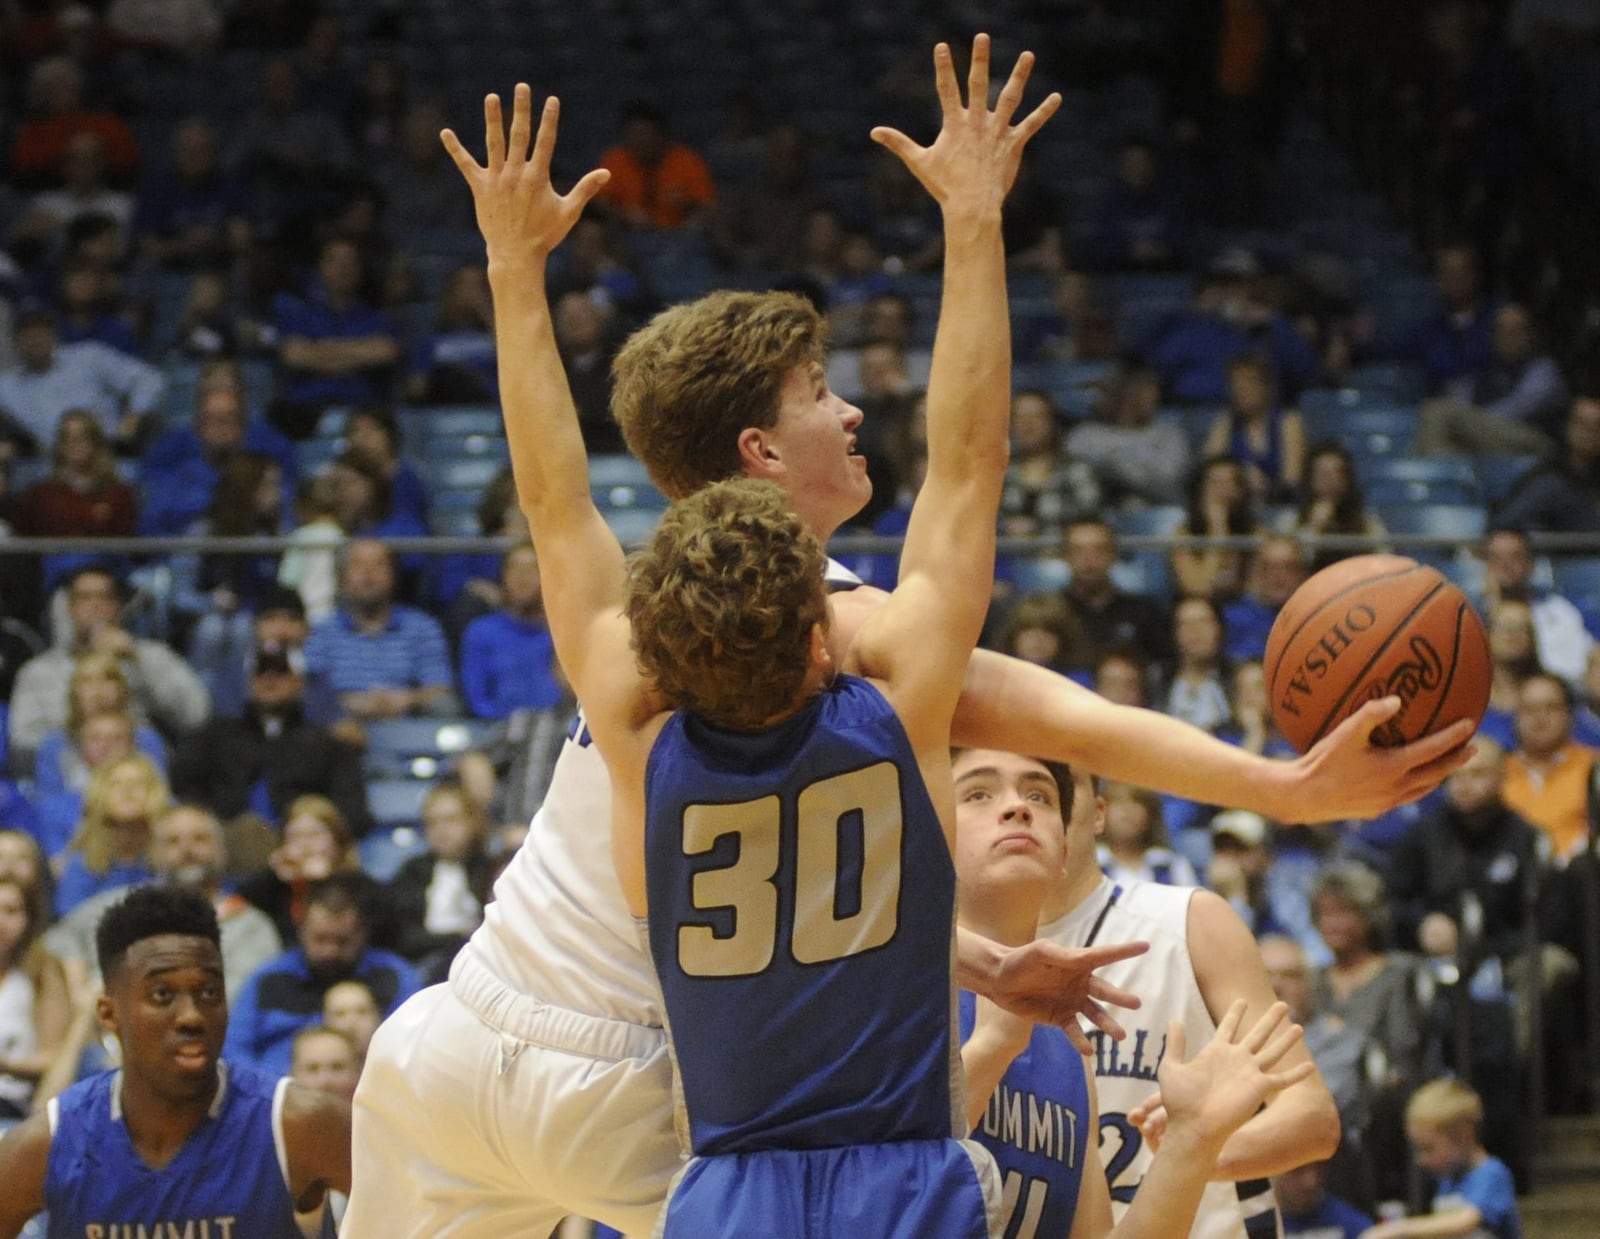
1130, 891, 1341, 1179
0, 1112, 49, 1239
953, 650, 1473, 823
849, 38, 1058, 753
441, 88, 636, 715
1088, 1002, 1313, 1239
281, 1082, 353, 1207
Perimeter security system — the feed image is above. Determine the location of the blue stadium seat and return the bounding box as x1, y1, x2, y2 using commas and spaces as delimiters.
429, 490, 483, 536
294, 438, 344, 478
605, 508, 661, 545
999, 556, 1070, 595
366, 780, 432, 831
358, 826, 430, 882
1477, 455, 1541, 507
1363, 458, 1480, 506
422, 456, 506, 490
400, 405, 503, 440
364, 718, 493, 779
1376, 504, 1487, 542
1301, 405, 1418, 459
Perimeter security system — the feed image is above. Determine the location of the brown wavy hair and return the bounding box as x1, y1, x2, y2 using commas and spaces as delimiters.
626, 478, 828, 731
611, 291, 827, 499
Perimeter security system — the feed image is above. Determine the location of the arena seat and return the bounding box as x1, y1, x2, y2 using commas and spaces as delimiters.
363, 718, 494, 780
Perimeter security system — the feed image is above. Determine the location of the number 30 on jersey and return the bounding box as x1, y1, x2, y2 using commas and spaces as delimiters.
678, 762, 905, 976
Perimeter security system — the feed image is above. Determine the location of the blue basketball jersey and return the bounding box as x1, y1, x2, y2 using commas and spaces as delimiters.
645, 673, 959, 1156
44, 1061, 301, 1239
959, 990, 1091, 1239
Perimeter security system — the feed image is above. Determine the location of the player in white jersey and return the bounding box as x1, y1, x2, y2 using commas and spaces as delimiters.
345, 39, 1471, 1239
1038, 769, 1336, 1239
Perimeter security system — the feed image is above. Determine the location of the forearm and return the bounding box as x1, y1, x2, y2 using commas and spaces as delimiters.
1108, 1129, 1228, 1239
954, 651, 1307, 818
920, 205, 1011, 502
954, 924, 1005, 996
1209, 1080, 1340, 1180
487, 257, 595, 524
960, 1025, 1026, 1132
1365, 1206, 1482, 1238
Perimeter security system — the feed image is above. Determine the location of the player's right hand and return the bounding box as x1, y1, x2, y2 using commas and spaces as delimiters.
440, 85, 610, 267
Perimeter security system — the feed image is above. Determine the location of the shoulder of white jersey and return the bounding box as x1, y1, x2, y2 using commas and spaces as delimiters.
824, 557, 864, 592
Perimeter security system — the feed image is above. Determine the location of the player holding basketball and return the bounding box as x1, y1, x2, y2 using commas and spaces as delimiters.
954, 748, 1314, 1239
448, 37, 1039, 1236
0, 887, 350, 1239
1036, 768, 1332, 1239
345, 35, 1472, 1239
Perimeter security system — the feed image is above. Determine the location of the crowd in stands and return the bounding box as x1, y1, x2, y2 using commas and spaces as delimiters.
0, 0, 1597, 1230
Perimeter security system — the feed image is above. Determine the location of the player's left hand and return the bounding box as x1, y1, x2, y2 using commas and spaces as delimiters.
988, 937, 1147, 1055
441, 84, 610, 268
1282, 697, 1474, 823
869, 34, 1060, 219
1146, 1001, 1312, 1151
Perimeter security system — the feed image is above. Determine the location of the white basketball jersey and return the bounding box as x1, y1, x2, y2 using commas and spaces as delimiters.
1038, 878, 1282, 1239
460, 558, 866, 1029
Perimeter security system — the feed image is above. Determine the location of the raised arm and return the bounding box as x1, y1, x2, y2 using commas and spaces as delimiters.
441, 88, 634, 714
954, 650, 1473, 824
850, 36, 1059, 741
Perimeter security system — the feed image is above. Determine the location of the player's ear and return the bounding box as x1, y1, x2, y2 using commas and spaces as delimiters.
809, 622, 832, 668
736, 425, 781, 479
95, 991, 118, 1039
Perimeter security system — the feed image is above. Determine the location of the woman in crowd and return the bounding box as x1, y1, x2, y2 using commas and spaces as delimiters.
386, 780, 495, 982
1170, 454, 1260, 600
1095, 779, 1198, 887
1202, 353, 1305, 504
53, 753, 167, 915
0, 872, 69, 1126
1291, 440, 1387, 570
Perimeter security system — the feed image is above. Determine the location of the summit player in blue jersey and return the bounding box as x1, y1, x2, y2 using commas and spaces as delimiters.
953, 748, 1314, 1239
0, 886, 351, 1239
440, 34, 1057, 1237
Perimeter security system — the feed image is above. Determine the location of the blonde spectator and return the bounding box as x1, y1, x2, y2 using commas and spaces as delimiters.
54, 754, 167, 915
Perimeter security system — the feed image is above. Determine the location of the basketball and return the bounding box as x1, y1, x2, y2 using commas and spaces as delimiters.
1264, 553, 1491, 753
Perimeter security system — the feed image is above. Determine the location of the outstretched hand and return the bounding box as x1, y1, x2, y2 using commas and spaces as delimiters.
1284, 698, 1474, 824
440, 85, 610, 267
987, 937, 1147, 1055
1144, 1000, 1311, 1153
870, 34, 1061, 217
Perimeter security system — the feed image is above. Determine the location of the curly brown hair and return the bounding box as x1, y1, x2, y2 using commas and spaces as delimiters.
626, 478, 828, 731
611, 291, 827, 499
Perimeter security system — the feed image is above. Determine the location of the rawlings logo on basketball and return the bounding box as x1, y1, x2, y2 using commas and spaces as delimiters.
1274, 603, 1378, 719
1355, 636, 1445, 746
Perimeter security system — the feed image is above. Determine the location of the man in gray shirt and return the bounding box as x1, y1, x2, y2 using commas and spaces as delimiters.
8, 565, 210, 771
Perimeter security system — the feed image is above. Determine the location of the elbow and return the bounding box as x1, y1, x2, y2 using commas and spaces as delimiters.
1306, 1090, 1342, 1163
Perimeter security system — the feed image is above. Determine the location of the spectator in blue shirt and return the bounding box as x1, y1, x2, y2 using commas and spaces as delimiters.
140, 363, 294, 536
403, 264, 498, 405
1144, 253, 1319, 405
53, 261, 140, 357
133, 117, 252, 271
1092, 138, 1189, 272
0, 305, 165, 454
225, 873, 419, 1077
1367, 1079, 1522, 1239
1394, 242, 1498, 397
1274, 1160, 1373, 1239
459, 544, 564, 720
1416, 302, 1569, 458
304, 538, 456, 723
343, 405, 428, 527
270, 236, 400, 439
